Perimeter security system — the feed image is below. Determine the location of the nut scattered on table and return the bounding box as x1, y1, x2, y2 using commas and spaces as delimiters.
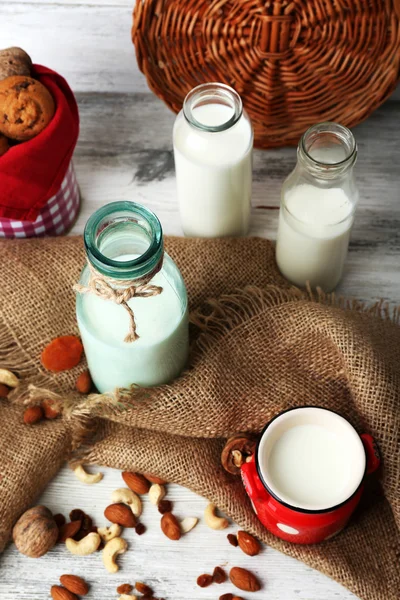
143, 473, 167, 484
161, 512, 181, 540
65, 532, 101, 556
58, 520, 82, 543
148, 483, 166, 505
73, 464, 103, 484
111, 487, 142, 517
117, 583, 133, 594
59, 574, 89, 596
98, 523, 122, 542
237, 530, 261, 556
12, 505, 58, 558
50, 585, 78, 600
204, 503, 229, 530
229, 566, 261, 592
179, 516, 198, 534
122, 471, 150, 495
104, 503, 137, 528
102, 537, 128, 573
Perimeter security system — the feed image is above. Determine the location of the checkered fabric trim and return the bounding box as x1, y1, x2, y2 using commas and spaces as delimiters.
0, 162, 80, 238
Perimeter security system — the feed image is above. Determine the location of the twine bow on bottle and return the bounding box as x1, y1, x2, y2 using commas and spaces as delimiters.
73, 259, 163, 343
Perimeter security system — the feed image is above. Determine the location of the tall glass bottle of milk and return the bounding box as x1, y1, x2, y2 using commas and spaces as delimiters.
276, 122, 359, 291
75, 201, 189, 393
173, 83, 253, 237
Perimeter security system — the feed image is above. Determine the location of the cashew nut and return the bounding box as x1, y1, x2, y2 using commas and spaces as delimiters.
180, 516, 198, 534
102, 537, 128, 573
232, 449, 244, 468
65, 532, 101, 556
148, 483, 166, 505
204, 503, 229, 530
97, 523, 122, 542
111, 487, 142, 517
73, 464, 103, 485
0, 368, 19, 388
119, 595, 137, 600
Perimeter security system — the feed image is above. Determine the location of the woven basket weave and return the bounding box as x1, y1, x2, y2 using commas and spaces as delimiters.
132, 0, 400, 148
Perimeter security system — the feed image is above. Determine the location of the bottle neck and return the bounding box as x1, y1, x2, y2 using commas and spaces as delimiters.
183, 82, 243, 133
297, 122, 357, 181
83, 201, 164, 281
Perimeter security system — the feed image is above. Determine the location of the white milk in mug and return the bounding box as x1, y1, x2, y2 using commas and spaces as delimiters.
276, 122, 359, 291
75, 201, 189, 393
173, 83, 253, 238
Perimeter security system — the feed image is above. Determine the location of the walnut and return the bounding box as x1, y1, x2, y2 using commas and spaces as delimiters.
12, 505, 58, 558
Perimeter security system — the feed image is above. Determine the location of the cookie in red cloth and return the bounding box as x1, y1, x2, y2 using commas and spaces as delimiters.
0, 75, 55, 141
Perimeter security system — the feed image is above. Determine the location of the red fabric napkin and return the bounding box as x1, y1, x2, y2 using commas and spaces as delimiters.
0, 65, 79, 222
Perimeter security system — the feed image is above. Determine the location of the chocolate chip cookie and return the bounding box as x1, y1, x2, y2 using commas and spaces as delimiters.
0, 76, 55, 141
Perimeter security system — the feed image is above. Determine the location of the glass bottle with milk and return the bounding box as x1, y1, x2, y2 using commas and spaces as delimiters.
75, 201, 189, 393
276, 122, 359, 291
173, 83, 253, 237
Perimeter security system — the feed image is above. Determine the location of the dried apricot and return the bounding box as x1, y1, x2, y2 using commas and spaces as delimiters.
41, 336, 83, 372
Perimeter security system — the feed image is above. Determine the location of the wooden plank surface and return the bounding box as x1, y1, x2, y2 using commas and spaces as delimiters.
1, 2, 400, 599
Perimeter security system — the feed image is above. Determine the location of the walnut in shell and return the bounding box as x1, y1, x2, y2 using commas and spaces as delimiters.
0, 47, 32, 81
221, 433, 257, 475
12, 505, 58, 558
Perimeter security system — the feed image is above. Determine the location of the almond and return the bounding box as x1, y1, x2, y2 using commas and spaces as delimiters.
58, 520, 82, 542
50, 586, 78, 600
122, 471, 150, 495
229, 567, 261, 592
237, 530, 261, 556
160, 512, 181, 541
76, 370, 92, 394
104, 503, 137, 528
143, 473, 167, 485
117, 584, 133, 594
42, 399, 61, 419
23, 405, 44, 425
59, 575, 89, 596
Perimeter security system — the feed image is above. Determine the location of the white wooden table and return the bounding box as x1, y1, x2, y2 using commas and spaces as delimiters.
1, 2, 399, 599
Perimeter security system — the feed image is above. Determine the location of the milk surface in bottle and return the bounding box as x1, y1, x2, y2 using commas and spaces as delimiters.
276, 122, 359, 291
173, 83, 253, 238
76, 201, 189, 393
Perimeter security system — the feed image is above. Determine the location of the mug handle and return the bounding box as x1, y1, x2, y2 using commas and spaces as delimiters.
241, 456, 269, 500
361, 433, 381, 475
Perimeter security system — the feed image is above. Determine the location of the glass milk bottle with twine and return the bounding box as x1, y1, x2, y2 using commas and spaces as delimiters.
276, 122, 359, 292
75, 201, 189, 393
173, 82, 253, 237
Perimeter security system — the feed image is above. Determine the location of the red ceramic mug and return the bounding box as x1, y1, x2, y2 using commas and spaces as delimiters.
241, 407, 380, 544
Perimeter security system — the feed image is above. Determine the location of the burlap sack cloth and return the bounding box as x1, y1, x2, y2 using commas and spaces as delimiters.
0, 236, 399, 599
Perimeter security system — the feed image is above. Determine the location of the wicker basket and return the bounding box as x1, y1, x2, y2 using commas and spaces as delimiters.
132, 0, 400, 148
